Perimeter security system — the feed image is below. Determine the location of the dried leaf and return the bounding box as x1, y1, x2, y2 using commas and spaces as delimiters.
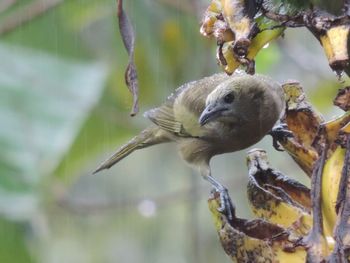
246, 149, 312, 236
117, 0, 139, 116
282, 81, 324, 147
276, 81, 322, 176
334, 86, 350, 111
208, 190, 307, 262
329, 135, 350, 261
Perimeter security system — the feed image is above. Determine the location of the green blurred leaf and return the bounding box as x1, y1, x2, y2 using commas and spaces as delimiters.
0, 217, 33, 263
255, 42, 281, 73
0, 43, 107, 195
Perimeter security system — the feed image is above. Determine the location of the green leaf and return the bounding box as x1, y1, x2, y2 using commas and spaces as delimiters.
0, 217, 34, 263
0, 42, 107, 200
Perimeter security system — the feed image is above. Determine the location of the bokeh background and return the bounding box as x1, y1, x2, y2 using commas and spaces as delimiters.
0, 0, 347, 262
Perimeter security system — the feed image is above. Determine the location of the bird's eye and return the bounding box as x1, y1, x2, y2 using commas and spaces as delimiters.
223, 93, 234, 104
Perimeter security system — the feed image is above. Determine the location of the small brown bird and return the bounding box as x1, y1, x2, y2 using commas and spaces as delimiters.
94, 72, 284, 216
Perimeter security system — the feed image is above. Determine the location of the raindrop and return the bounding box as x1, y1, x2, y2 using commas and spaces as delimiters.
334, 69, 345, 83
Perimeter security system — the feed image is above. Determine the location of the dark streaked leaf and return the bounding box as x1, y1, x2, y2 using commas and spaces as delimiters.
334, 86, 350, 111
117, 0, 139, 116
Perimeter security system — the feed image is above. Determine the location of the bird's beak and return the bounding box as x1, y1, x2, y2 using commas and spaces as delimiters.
199, 104, 227, 126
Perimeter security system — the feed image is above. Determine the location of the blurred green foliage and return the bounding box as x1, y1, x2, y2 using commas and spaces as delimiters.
0, 218, 33, 263
0, 1, 348, 263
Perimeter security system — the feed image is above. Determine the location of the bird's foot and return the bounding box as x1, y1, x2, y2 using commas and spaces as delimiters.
206, 176, 234, 220
269, 123, 293, 151
210, 187, 234, 221
202, 169, 235, 220
216, 186, 234, 221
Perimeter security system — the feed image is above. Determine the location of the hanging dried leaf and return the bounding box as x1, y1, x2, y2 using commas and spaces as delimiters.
117, 0, 139, 116
200, 1, 284, 75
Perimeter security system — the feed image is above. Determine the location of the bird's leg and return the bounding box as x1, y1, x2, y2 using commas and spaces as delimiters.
269, 123, 293, 151
200, 166, 233, 220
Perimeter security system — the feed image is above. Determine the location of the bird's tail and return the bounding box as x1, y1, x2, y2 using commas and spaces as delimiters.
93, 126, 168, 174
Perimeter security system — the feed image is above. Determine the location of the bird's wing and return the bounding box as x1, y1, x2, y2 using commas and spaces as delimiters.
144, 73, 229, 137
144, 102, 189, 136
144, 80, 192, 137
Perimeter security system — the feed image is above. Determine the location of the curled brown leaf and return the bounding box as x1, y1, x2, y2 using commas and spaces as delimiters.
117, 0, 139, 116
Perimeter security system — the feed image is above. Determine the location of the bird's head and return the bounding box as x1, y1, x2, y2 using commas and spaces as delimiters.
199, 78, 240, 126
198, 74, 281, 126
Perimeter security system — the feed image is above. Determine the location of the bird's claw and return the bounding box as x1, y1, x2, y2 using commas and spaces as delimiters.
212, 186, 234, 221
270, 123, 293, 139
269, 123, 293, 151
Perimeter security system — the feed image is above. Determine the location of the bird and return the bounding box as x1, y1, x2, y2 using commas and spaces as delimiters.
94, 72, 285, 217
